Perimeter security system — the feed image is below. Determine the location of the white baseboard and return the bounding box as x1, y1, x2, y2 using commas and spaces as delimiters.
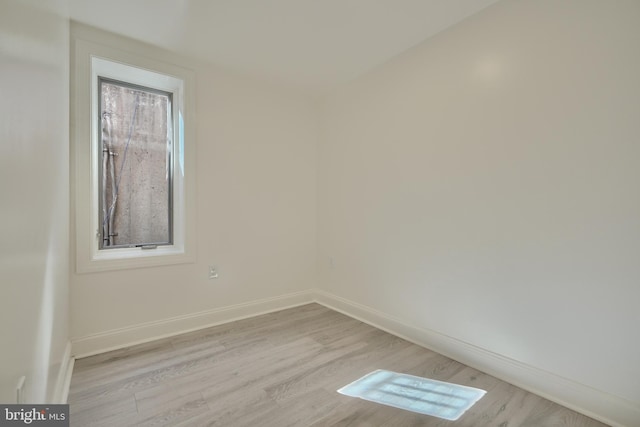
313, 289, 639, 427
71, 290, 314, 358
52, 341, 74, 403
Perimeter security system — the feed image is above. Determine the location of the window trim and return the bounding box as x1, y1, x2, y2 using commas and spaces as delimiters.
72, 34, 196, 273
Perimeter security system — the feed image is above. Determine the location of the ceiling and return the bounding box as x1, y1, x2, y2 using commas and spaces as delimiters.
69, 0, 500, 95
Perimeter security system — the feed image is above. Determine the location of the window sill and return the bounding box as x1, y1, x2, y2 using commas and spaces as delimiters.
76, 245, 194, 274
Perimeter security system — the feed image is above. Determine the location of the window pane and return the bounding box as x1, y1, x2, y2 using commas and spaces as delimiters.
99, 79, 172, 248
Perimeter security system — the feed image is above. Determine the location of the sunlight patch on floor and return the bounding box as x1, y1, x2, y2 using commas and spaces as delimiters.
338, 369, 486, 421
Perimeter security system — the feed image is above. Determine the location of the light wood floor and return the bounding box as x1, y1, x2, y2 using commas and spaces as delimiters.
68, 304, 609, 427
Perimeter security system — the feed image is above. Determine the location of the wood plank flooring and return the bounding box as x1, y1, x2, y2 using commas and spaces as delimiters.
68, 304, 609, 426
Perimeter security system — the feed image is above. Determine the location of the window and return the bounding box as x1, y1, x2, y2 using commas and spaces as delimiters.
99, 78, 173, 249
72, 32, 196, 273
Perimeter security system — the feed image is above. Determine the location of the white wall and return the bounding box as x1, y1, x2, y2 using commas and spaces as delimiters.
0, 0, 70, 403
319, 0, 639, 412
69, 25, 318, 347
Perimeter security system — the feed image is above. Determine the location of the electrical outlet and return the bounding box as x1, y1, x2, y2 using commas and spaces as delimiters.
208, 265, 219, 279
16, 376, 25, 404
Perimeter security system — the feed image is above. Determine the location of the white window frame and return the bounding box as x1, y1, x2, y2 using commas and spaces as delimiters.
72, 34, 196, 273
